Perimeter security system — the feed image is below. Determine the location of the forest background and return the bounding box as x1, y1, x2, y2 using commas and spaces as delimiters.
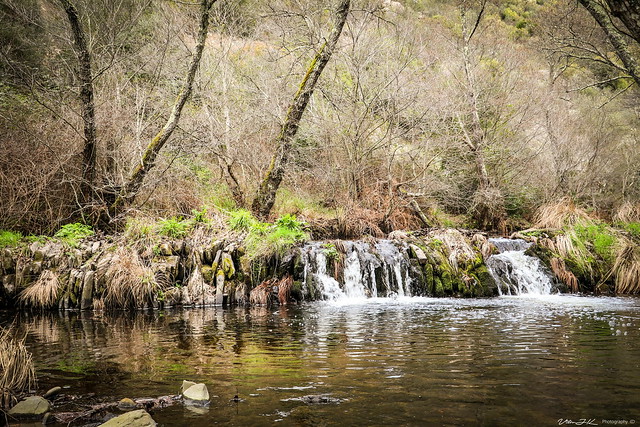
1, 0, 639, 238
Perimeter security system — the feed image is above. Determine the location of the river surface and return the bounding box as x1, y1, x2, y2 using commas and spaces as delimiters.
2, 296, 640, 426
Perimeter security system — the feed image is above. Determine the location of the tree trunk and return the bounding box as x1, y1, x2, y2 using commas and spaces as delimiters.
580, 0, 640, 87
460, 3, 491, 192
251, 0, 351, 220
58, 0, 97, 206
606, 0, 640, 43
109, 0, 217, 221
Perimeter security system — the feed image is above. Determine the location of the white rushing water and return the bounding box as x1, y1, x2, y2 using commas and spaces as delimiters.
486, 238, 555, 296
301, 241, 412, 301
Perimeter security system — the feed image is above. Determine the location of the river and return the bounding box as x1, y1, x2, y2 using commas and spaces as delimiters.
2, 295, 640, 426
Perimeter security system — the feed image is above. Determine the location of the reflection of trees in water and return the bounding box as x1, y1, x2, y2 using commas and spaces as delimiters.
9, 307, 309, 383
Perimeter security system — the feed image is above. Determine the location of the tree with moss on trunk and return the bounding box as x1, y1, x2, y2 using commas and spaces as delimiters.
107, 0, 218, 225
251, 0, 351, 220
57, 0, 97, 209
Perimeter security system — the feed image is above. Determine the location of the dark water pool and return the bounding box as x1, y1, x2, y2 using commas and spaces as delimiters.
2, 295, 640, 426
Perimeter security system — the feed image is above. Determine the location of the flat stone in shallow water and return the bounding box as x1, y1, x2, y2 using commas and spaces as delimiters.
180, 380, 196, 394
183, 383, 209, 403
8, 396, 50, 418
99, 409, 156, 427
117, 397, 136, 410
43, 386, 62, 399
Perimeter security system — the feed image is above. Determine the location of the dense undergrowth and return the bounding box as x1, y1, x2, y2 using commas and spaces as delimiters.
522, 200, 640, 294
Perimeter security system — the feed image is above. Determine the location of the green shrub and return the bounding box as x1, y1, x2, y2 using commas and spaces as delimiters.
157, 217, 191, 238
0, 230, 23, 247
274, 213, 305, 231
322, 243, 339, 260
191, 207, 209, 223
54, 223, 93, 247
240, 213, 309, 259
228, 209, 256, 231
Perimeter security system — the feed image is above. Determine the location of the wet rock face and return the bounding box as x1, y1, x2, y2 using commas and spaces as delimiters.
8, 396, 50, 418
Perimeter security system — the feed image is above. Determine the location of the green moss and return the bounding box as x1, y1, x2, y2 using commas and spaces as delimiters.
202, 265, 214, 283
0, 230, 23, 247
434, 276, 444, 297
221, 254, 236, 278
617, 222, 640, 239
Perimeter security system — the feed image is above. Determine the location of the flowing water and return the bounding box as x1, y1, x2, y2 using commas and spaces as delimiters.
2, 296, 640, 426
486, 238, 556, 296
301, 241, 413, 300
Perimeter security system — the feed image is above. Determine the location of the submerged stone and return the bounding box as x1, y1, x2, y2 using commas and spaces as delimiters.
100, 409, 156, 427
8, 396, 50, 418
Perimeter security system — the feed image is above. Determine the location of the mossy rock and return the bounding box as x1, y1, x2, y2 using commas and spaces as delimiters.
221, 253, 235, 278
434, 276, 444, 297
470, 264, 497, 296
201, 265, 214, 283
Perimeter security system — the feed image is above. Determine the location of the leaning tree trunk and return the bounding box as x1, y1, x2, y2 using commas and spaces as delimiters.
58, 0, 97, 207
251, 0, 351, 220
108, 0, 217, 222
606, 0, 640, 44
579, 0, 640, 87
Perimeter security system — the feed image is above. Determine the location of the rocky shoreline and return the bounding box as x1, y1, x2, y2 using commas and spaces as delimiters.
0, 228, 503, 311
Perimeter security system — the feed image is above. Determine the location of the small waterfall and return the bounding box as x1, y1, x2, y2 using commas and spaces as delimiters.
486, 238, 555, 296
300, 240, 412, 300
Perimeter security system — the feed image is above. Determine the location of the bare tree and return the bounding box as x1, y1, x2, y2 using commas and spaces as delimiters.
57, 0, 97, 206
109, 0, 217, 222
251, 0, 351, 220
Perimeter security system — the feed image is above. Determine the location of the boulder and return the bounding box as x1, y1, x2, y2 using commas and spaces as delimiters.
409, 244, 428, 265
100, 409, 156, 427
182, 383, 209, 404
180, 380, 196, 394
117, 397, 136, 410
8, 396, 50, 418
43, 386, 62, 399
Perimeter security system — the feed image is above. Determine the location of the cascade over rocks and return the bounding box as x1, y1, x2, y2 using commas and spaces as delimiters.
0, 227, 570, 310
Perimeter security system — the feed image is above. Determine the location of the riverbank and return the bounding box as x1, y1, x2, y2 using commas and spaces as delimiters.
0, 221, 500, 310
1, 207, 638, 311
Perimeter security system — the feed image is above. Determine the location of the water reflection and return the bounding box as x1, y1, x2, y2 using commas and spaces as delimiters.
1, 296, 639, 426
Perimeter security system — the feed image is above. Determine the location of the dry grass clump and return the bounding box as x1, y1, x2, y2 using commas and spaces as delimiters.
551, 257, 579, 292
277, 275, 293, 305
0, 327, 36, 407
611, 238, 640, 294
250, 278, 277, 306
533, 198, 592, 229
614, 201, 640, 223
19, 270, 60, 309
102, 247, 158, 309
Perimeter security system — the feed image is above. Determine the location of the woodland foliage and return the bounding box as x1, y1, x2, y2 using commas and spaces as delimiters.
0, 0, 639, 234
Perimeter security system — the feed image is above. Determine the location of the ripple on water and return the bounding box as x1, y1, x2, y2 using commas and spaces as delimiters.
1, 295, 639, 426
